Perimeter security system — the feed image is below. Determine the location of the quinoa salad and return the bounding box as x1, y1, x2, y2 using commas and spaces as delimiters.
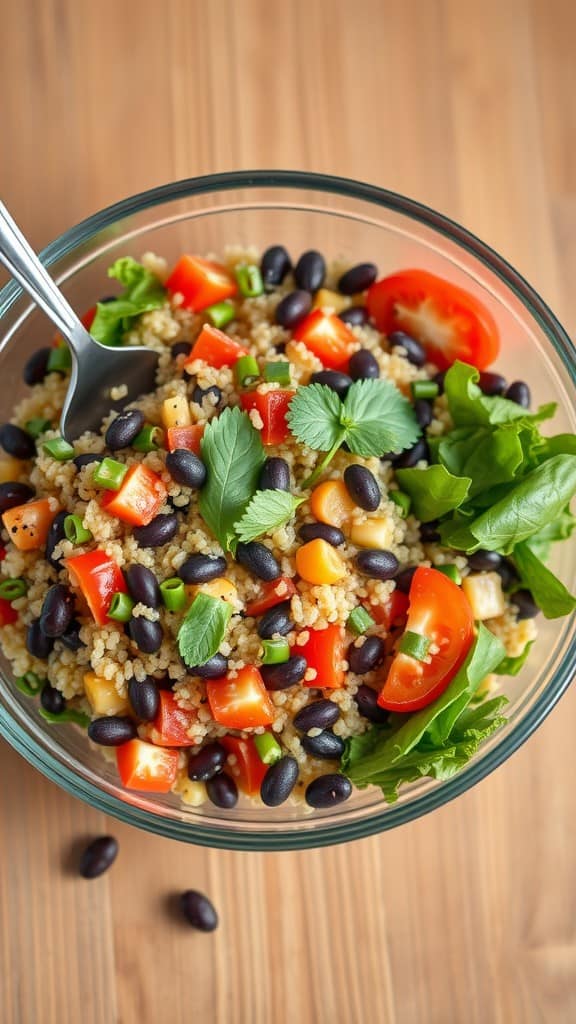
0, 247, 574, 811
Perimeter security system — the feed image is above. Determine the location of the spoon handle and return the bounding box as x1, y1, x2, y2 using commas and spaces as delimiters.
0, 200, 84, 342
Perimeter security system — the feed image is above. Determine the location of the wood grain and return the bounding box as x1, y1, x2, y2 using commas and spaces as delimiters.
1, 1, 575, 1021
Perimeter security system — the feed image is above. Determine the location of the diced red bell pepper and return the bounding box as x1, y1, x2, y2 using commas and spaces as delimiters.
166, 424, 205, 454
240, 390, 295, 445
206, 666, 275, 729
101, 464, 167, 527
116, 738, 179, 793
150, 691, 197, 747
184, 324, 248, 369
245, 576, 297, 617
369, 589, 410, 630
165, 255, 238, 312
0, 545, 6, 561
220, 735, 268, 796
293, 310, 355, 371
0, 596, 18, 626
65, 548, 127, 626
297, 624, 345, 688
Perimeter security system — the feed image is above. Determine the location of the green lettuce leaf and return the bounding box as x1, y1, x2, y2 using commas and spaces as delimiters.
395, 464, 471, 522
444, 361, 556, 428
90, 257, 166, 346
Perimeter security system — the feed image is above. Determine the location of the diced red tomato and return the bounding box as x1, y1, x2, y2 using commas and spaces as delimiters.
184, 324, 248, 369
297, 624, 345, 689
293, 310, 355, 371
65, 548, 127, 626
378, 566, 474, 713
220, 735, 268, 796
150, 691, 197, 747
101, 464, 167, 527
165, 255, 237, 311
206, 666, 275, 729
116, 738, 179, 793
240, 390, 295, 445
166, 424, 205, 454
0, 596, 18, 626
369, 588, 410, 630
2, 498, 59, 552
366, 269, 499, 370
245, 576, 297, 617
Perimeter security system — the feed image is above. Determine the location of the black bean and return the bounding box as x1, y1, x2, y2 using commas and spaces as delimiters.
73, 452, 104, 471
171, 341, 192, 359
178, 554, 227, 585
261, 655, 307, 691
261, 245, 292, 290
133, 513, 179, 548
389, 331, 426, 367
467, 549, 504, 572
188, 742, 227, 781
88, 716, 138, 746
185, 653, 229, 678
60, 620, 84, 651
40, 683, 65, 715
23, 347, 51, 386
179, 890, 219, 931
433, 370, 447, 395
128, 677, 160, 721
236, 541, 281, 581
478, 371, 507, 396
125, 564, 161, 608
39, 584, 74, 638
302, 730, 345, 761
305, 774, 352, 808
348, 349, 379, 381
310, 370, 353, 399
258, 457, 290, 492
293, 699, 340, 732
348, 635, 386, 675
257, 602, 294, 639
79, 836, 119, 879
166, 449, 207, 489
191, 383, 222, 409
505, 380, 531, 408
420, 521, 440, 542
206, 771, 238, 809
44, 510, 68, 568
26, 618, 54, 659
355, 549, 399, 580
0, 481, 35, 514
0, 423, 35, 460
294, 250, 325, 292
495, 560, 519, 592
414, 398, 433, 430
275, 290, 312, 329
99, 295, 117, 303
394, 438, 430, 468
394, 567, 417, 594
260, 756, 299, 806
344, 465, 381, 511
298, 523, 345, 547
339, 306, 369, 327
355, 684, 389, 724
338, 263, 378, 295
127, 617, 163, 654
105, 409, 145, 450
511, 589, 540, 619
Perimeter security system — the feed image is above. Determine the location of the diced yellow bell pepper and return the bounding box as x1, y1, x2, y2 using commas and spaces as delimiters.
84, 672, 129, 715
462, 572, 506, 620
349, 517, 394, 550
312, 289, 351, 314
161, 394, 192, 429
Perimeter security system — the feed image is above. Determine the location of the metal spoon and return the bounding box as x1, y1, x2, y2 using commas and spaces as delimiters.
0, 201, 159, 441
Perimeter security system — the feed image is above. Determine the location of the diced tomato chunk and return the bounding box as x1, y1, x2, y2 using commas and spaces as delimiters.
165, 255, 238, 312
0, 596, 18, 626
240, 390, 295, 445
220, 735, 268, 796
116, 738, 179, 792
369, 588, 410, 630
206, 666, 275, 729
297, 624, 345, 688
166, 424, 205, 454
183, 324, 247, 369
293, 310, 355, 371
102, 464, 167, 527
2, 498, 59, 552
150, 691, 197, 747
65, 548, 127, 626
245, 577, 297, 617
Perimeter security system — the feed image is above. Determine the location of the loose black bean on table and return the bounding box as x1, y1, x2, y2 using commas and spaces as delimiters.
128, 677, 160, 721
260, 655, 307, 691
310, 369, 353, 399
293, 699, 340, 732
206, 771, 238, 809
87, 716, 138, 746
39, 584, 74, 638
338, 262, 378, 295
257, 602, 294, 639
179, 890, 219, 931
343, 464, 381, 512
166, 449, 207, 489
79, 836, 119, 879
348, 349, 379, 381
305, 774, 352, 808
127, 617, 163, 654
294, 250, 326, 292
125, 564, 161, 608
0, 481, 34, 514
188, 742, 227, 782
275, 290, 312, 329
133, 513, 179, 548
259, 457, 291, 492
298, 523, 345, 547
301, 731, 345, 760
260, 756, 299, 807
178, 553, 227, 585
235, 541, 281, 581
105, 409, 145, 450
0, 423, 35, 460
261, 245, 292, 290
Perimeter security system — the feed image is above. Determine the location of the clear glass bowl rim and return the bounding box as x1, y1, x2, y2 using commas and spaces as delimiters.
0, 169, 574, 850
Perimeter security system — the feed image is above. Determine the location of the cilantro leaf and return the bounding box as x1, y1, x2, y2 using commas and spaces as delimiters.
342, 379, 420, 457
286, 384, 344, 451
395, 464, 471, 521
512, 541, 576, 618
90, 257, 166, 346
199, 407, 265, 552
235, 490, 304, 543
177, 592, 232, 669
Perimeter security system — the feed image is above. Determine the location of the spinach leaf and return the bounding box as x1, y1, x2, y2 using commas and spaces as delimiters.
494, 642, 534, 676
513, 541, 576, 618
395, 464, 471, 521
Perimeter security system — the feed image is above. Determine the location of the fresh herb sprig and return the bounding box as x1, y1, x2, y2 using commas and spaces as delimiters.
199, 407, 265, 552
178, 592, 232, 669
235, 491, 304, 543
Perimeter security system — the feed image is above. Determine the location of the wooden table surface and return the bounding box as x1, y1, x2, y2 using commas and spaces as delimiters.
1, 2, 575, 1021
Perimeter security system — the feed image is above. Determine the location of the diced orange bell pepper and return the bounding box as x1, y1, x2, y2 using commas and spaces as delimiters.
166, 424, 205, 454
184, 324, 248, 369
101, 464, 167, 527
293, 310, 355, 371
150, 691, 197, 748
116, 738, 179, 793
206, 666, 275, 729
1, 497, 59, 551
220, 735, 268, 796
240, 390, 295, 445
295, 538, 347, 585
296, 624, 346, 688
309, 479, 356, 528
65, 548, 127, 626
165, 255, 238, 312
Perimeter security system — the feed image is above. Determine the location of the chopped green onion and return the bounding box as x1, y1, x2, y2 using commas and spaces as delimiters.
25, 418, 52, 439
93, 457, 128, 490
39, 706, 90, 727
347, 606, 376, 637
0, 577, 27, 600
254, 731, 282, 765
436, 563, 462, 585
261, 637, 290, 665
15, 671, 44, 697
160, 577, 187, 612
389, 490, 412, 517
63, 514, 92, 545
234, 354, 260, 387
107, 591, 135, 623
132, 425, 164, 453
398, 630, 431, 661
411, 380, 439, 401
206, 299, 236, 329
235, 264, 264, 298
42, 436, 76, 461
46, 346, 72, 374
263, 361, 291, 386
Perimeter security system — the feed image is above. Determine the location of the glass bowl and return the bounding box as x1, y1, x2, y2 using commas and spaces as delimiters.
0, 171, 574, 850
